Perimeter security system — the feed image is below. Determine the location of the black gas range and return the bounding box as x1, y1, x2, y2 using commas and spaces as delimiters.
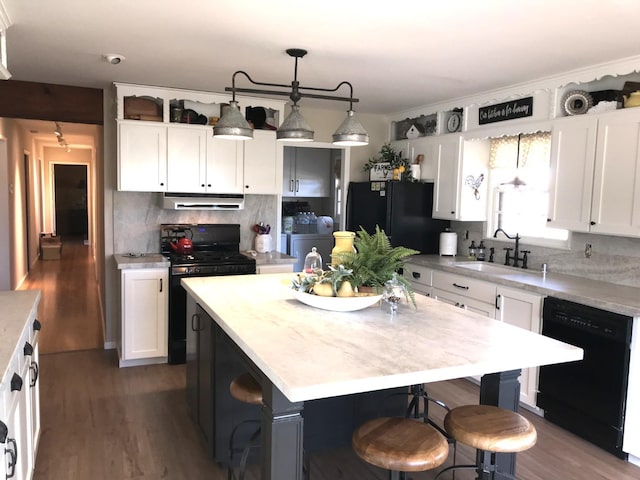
161, 224, 256, 364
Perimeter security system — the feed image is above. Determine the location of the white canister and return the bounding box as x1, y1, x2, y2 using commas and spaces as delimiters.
254, 234, 272, 253
439, 231, 458, 256
316, 216, 334, 234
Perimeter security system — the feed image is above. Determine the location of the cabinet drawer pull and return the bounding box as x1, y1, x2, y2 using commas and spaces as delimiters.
30, 361, 39, 387
496, 294, 501, 310
23, 341, 34, 356
6, 438, 17, 478
160, 279, 163, 292
452, 282, 469, 290
412, 272, 421, 279
10, 373, 23, 392
0, 421, 7, 443
191, 313, 200, 332
33, 319, 42, 331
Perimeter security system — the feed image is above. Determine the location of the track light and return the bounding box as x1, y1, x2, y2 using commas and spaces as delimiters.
214, 48, 368, 146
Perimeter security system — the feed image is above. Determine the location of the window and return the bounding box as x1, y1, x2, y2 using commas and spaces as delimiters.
487, 132, 569, 247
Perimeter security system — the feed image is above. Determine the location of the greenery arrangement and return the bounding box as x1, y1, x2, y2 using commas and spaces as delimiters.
291, 226, 418, 304
362, 143, 415, 182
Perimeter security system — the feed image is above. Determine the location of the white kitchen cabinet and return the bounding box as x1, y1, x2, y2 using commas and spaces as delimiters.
432, 135, 489, 221
496, 286, 542, 408
117, 121, 167, 192
256, 264, 294, 274
120, 268, 169, 365
548, 107, 640, 237
206, 135, 244, 194
403, 263, 433, 297
166, 125, 207, 193
1, 294, 41, 480
243, 130, 280, 194
432, 270, 497, 317
591, 107, 640, 236
547, 115, 597, 231
282, 146, 331, 197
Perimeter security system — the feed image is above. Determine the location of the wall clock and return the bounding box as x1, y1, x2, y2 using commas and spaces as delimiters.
447, 112, 461, 133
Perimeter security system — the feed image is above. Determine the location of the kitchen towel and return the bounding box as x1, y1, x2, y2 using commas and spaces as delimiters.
439, 232, 457, 256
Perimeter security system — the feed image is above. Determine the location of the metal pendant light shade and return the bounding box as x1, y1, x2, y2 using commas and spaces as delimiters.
213, 101, 253, 140
332, 110, 369, 146
276, 104, 314, 142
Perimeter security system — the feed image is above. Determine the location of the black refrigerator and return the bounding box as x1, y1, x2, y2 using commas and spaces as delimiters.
346, 181, 450, 253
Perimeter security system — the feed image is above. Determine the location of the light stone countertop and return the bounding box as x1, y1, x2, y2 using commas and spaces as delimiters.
406, 255, 640, 317
1, 290, 41, 387
182, 274, 583, 403
242, 251, 297, 266
114, 254, 170, 269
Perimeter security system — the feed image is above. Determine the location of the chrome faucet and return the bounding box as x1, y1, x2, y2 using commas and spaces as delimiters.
493, 229, 527, 268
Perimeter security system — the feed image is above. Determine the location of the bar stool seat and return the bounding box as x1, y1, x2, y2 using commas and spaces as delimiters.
230, 373, 262, 405
434, 405, 537, 480
444, 405, 537, 453
352, 417, 449, 474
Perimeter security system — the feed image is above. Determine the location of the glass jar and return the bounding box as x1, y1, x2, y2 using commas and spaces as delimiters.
382, 273, 408, 315
303, 247, 323, 273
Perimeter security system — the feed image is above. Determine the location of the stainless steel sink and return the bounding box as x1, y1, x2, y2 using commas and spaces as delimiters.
454, 262, 539, 276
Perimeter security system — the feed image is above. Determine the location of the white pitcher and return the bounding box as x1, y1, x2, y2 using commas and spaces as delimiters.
254, 234, 272, 253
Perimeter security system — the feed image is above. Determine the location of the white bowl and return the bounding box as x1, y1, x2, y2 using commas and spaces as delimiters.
290, 289, 382, 312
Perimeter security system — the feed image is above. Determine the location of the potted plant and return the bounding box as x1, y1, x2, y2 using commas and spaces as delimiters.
334, 226, 418, 300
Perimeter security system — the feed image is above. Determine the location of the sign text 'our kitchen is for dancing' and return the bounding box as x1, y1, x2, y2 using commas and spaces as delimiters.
478, 97, 534, 125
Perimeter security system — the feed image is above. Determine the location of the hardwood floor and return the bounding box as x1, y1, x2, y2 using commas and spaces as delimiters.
23, 243, 640, 479
19, 236, 104, 354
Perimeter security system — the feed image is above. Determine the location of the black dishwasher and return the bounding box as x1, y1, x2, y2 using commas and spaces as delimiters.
537, 297, 632, 459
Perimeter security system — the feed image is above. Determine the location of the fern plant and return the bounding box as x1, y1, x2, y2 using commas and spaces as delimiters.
334, 226, 418, 295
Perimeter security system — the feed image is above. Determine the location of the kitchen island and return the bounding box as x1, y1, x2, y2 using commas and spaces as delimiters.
182, 273, 583, 480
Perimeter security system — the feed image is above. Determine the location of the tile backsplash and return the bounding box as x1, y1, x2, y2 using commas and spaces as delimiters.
450, 222, 640, 288
113, 192, 278, 254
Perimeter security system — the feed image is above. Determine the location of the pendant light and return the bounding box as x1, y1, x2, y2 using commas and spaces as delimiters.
214, 48, 368, 146
213, 100, 253, 140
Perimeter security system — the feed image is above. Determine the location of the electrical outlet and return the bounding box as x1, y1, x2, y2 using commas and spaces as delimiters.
585, 243, 592, 258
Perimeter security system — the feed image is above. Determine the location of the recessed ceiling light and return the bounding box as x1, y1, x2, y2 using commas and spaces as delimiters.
103, 54, 125, 65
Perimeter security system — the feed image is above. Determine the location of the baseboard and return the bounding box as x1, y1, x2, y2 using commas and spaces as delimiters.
629, 454, 640, 467
104, 340, 117, 350
118, 356, 168, 368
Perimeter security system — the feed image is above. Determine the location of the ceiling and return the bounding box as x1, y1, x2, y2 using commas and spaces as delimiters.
3, 0, 640, 117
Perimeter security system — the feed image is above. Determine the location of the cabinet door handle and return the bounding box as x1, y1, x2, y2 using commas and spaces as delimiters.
296, 179, 299, 192
159, 279, 163, 292
10, 373, 23, 392
495, 294, 501, 310
6, 438, 17, 478
30, 361, 39, 387
23, 341, 33, 356
290, 179, 294, 192
452, 282, 469, 290
191, 313, 200, 332
412, 272, 421, 279
33, 319, 42, 331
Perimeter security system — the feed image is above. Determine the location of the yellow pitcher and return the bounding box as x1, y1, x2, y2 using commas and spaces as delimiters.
331, 231, 356, 265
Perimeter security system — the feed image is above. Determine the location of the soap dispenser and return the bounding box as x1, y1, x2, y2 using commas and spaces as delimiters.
468, 240, 477, 259
303, 247, 323, 273
477, 241, 486, 261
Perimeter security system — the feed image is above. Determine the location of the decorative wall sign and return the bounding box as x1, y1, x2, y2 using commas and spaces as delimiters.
478, 97, 533, 125
369, 162, 393, 181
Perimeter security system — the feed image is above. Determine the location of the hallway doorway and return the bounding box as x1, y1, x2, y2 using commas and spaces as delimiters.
53, 164, 88, 242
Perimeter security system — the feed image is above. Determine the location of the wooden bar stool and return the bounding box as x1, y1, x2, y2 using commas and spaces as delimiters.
229, 373, 310, 480
228, 373, 263, 480
434, 405, 537, 480
352, 417, 449, 480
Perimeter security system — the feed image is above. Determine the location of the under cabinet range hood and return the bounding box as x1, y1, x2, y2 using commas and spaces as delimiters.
162, 193, 245, 210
